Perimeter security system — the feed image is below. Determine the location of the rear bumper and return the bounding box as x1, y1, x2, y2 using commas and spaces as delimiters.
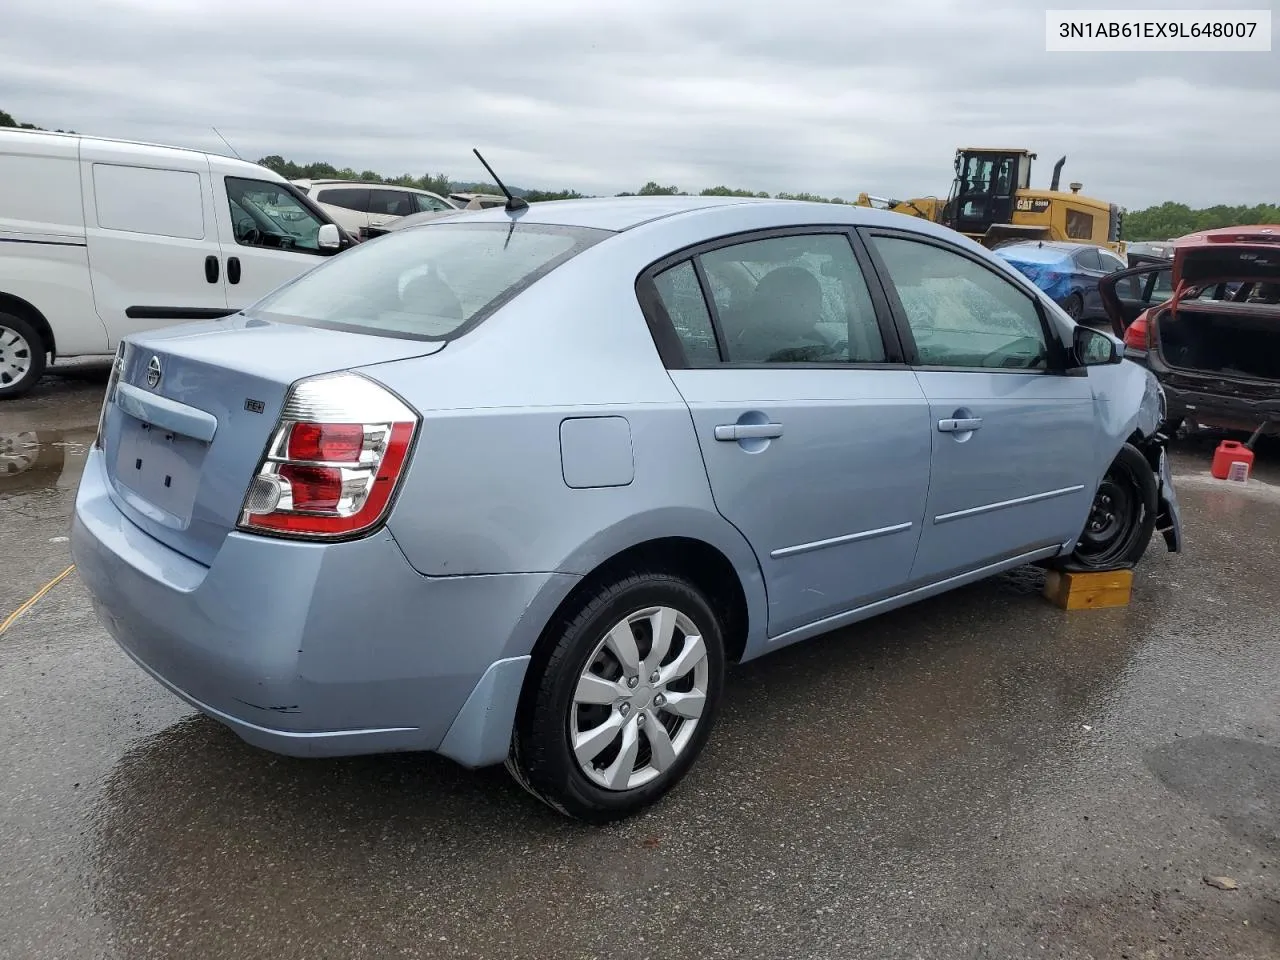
1163, 383, 1280, 433
1126, 348, 1280, 432
72, 448, 577, 763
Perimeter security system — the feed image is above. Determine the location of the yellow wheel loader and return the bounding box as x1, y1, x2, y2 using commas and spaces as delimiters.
855, 148, 1124, 254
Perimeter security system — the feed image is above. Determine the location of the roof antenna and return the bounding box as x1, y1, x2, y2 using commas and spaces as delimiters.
212, 126, 243, 160
472, 148, 528, 213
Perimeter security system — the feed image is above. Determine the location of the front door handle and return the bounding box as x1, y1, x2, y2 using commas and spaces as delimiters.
204, 255, 219, 283
938, 417, 982, 433
227, 257, 241, 285
714, 422, 784, 441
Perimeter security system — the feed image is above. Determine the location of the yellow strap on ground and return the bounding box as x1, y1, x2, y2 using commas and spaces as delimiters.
0, 564, 76, 637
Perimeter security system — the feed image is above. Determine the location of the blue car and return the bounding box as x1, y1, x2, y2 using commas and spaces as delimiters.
994, 240, 1129, 325
72, 197, 1181, 822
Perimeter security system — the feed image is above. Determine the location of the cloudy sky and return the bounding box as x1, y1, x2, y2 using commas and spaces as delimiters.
2, 0, 1276, 209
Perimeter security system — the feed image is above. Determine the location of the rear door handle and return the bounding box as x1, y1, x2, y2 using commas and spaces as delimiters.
204, 255, 219, 283
714, 422, 784, 441
938, 417, 983, 433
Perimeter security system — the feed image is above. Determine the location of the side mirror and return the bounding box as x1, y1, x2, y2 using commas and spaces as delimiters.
317, 223, 341, 251
1074, 325, 1121, 366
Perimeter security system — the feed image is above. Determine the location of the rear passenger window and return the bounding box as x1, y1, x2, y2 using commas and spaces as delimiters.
369, 190, 415, 217
93, 164, 205, 239
1074, 248, 1103, 271
652, 261, 720, 365
871, 235, 1048, 370
316, 188, 369, 212
698, 234, 886, 364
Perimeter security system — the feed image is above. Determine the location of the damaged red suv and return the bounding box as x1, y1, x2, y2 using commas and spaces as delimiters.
1100, 226, 1280, 439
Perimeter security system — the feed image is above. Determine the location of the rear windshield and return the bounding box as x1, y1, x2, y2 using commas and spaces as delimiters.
252, 221, 609, 340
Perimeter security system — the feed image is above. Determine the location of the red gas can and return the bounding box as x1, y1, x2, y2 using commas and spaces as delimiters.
1211, 440, 1254, 482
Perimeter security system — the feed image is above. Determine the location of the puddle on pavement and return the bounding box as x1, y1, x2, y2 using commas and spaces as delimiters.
0, 426, 98, 498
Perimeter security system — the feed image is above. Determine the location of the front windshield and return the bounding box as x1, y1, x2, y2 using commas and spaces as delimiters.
253, 221, 608, 340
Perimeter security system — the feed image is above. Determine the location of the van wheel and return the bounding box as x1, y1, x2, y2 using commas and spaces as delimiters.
1057, 443, 1158, 571
0, 313, 46, 400
507, 570, 725, 823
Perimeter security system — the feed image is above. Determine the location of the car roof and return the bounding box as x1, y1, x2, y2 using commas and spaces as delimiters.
422, 195, 832, 233
302, 179, 441, 193
999, 239, 1104, 252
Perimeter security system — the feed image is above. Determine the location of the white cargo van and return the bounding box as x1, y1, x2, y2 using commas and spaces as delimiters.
0, 129, 354, 398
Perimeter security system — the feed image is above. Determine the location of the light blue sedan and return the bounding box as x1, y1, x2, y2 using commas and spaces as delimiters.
72, 196, 1181, 821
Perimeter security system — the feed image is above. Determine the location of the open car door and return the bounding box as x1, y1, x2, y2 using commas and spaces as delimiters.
1098, 262, 1173, 337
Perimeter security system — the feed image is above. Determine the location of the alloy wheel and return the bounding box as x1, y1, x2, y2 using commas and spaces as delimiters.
569, 605, 709, 791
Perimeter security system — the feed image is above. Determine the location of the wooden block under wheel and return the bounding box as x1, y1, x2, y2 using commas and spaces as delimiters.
1042, 568, 1133, 611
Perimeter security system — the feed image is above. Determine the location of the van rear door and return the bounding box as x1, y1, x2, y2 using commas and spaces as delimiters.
80, 140, 232, 344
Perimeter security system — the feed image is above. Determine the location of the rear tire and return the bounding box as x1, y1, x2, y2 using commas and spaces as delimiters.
1062, 293, 1084, 322
507, 570, 726, 823
0, 312, 46, 400
1056, 443, 1157, 571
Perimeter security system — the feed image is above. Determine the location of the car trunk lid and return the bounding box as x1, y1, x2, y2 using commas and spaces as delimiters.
1172, 227, 1280, 291
98, 315, 441, 566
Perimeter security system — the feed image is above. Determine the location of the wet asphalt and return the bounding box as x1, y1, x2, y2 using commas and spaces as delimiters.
1, 368, 1278, 960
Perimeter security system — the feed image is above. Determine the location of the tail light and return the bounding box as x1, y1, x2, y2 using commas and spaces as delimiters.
238, 372, 419, 539
1124, 313, 1151, 350
93, 342, 127, 450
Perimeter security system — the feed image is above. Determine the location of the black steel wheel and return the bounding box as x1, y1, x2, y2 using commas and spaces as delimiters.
1061, 443, 1158, 570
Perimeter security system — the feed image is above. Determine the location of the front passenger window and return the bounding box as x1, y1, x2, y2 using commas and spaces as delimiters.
415, 194, 453, 213
225, 177, 326, 254
871, 236, 1049, 370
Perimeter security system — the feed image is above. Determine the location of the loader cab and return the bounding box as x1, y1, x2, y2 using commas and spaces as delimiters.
945, 148, 1035, 238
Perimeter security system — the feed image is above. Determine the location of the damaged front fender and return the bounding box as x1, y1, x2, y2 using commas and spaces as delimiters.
1133, 374, 1182, 553
1132, 431, 1183, 553
1091, 361, 1182, 554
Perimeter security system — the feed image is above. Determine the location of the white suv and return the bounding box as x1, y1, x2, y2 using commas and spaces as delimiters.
294, 180, 458, 237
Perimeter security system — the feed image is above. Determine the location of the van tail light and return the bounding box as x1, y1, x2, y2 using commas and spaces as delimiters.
238, 372, 419, 539
1124, 313, 1151, 351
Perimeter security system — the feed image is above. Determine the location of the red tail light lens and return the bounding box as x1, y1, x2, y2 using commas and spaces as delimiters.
1124, 314, 1150, 350
278, 464, 344, 511
287, 422, 366, 462
238, 373, 419, 540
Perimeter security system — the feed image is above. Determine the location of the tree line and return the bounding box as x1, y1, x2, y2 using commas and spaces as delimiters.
247, 161, 1280, 241
4, 108, 1275, 240
1120, 202, 1280, 242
